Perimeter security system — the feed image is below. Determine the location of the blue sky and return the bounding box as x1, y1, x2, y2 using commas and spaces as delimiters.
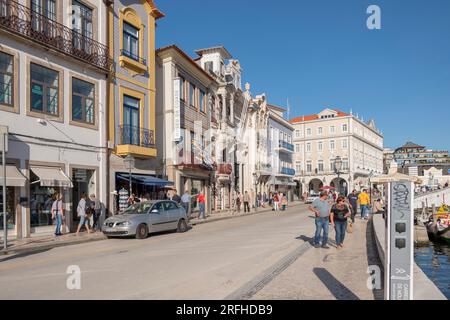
155, 0, 450, 151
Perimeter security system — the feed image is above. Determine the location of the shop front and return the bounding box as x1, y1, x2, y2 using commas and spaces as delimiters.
71, 167, 97, 231
29, 165, 73, 235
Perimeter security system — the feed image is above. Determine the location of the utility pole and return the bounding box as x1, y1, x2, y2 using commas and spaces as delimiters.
0, 125, 8, 251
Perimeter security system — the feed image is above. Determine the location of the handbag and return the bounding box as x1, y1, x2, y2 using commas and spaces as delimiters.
347, 219, 354, 233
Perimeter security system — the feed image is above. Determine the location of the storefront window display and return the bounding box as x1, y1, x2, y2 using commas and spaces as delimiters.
72, 168, 95, 224
0, 186, 15, 230
30, 171, 58, 227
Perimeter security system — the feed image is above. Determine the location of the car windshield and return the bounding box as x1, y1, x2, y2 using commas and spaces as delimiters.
123, 202, 153, 214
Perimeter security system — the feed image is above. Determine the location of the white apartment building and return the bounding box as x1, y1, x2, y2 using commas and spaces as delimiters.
291, 108, 384, 196
0, 0, 110, 239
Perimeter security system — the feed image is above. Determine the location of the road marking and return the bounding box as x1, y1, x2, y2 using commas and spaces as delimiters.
224, 240, 313, 300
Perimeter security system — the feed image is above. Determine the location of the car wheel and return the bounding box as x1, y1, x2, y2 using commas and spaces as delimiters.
177, 219, 188, 233
135, 224, 149, 239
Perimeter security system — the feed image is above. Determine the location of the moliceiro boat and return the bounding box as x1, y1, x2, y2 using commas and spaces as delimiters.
425, 205, 450, 245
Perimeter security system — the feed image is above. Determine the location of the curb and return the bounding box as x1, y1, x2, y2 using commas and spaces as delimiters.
190, 202, 305, 226
0, 235, 107, 257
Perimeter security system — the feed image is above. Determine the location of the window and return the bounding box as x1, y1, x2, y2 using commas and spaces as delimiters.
318, 141, 323, 151
72, 0, 93, 53
318, 127, 323, 135
122, 95, 140, 145
342, 139, 348, 149
306, 128, 312, 136
204, 61, 214, 73
30, 63, 59, 116
163, 201, 178, 211
199, 90, 205, 113
296, 163, 302, 173
72, 78, 95, 124
0, 52, 13, 106
318, 160, 324, 172
295, 130, 300, 137
179, 76, 185, 101
330, 161, 335, 171
306, 161, 312, 173
306, 143, 311, 152
343, 159, 349, 170
295, 144, 300, 153
330, 140, 335, 150
343, 124, 348, 132
189, 83, 196, 107
31, 0, 56, 33
123, 22, 139, 61
330, 126, 335, 134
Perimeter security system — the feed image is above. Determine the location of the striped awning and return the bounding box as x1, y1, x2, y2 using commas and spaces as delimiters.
0, 165, 27, 187
30, 167, 73, 188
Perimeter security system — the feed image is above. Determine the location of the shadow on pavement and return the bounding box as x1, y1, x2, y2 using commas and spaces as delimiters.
365, 219, 385, 300
296, 235, 314, 243
0, 248, 51, 263
313, 267, 360, 300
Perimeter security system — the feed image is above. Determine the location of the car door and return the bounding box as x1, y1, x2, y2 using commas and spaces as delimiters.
162, 201, 181, 230
148, 202, 167, 233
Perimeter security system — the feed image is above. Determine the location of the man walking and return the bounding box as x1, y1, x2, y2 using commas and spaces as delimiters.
197, 192, 206, 219
89, 194, 101, 231
309, 191, 332, 249
347, 190, 359, 223
243, 191, 250, 213
181, 190, 191, 219
358, 189, 371, 220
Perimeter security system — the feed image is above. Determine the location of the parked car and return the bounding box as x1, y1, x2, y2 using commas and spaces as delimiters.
305, 193, 320, 204
103, 200, 189, 239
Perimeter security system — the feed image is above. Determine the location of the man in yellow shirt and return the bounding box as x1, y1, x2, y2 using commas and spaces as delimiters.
358, 189, 371, 220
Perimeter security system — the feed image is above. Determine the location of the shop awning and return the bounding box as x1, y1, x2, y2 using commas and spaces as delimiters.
0, 165, 27, 187
30, 167, 73, 188
117, 173, 174, 187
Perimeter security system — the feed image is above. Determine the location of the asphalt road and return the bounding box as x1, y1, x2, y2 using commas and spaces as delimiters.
0, 204, 380, 300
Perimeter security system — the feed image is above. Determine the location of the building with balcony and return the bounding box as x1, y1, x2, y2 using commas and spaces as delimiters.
107, 0, 166, 213
291, 108, 384, 196
195, 46, 251, 212
267, 104, 296, 200
156, 45, 217, 215
0, 0, 110, 239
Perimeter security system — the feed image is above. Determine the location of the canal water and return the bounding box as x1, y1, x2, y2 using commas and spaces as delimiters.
415, 243, 450, 299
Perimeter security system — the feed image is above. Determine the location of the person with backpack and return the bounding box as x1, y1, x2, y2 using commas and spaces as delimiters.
51, 193, 64, 236
330, 195, 351, 249
76, 193, 91, 235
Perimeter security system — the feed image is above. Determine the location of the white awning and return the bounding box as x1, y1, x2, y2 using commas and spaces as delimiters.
30, 167, 73, 188
0, 165, 27, 187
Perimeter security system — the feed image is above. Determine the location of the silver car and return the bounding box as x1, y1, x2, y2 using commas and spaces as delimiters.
102, 200, 189, 239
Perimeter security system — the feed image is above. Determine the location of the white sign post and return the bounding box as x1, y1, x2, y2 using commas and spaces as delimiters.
173, 78, 181, 142
0, 125, 8, 251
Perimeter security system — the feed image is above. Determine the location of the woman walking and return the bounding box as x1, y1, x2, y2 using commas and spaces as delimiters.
51, 193, 64, 236
273, 193, 279, 211
330, 196, 351, 249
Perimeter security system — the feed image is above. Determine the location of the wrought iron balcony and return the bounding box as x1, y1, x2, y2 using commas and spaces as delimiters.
278, 140, 295, 152
0, 0, 111, 71
280, 167, 296, 176
119, 125, 155, 148
120, 49, 146, 66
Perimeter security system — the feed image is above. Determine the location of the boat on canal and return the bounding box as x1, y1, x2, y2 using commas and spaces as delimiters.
425, 205, 450, 245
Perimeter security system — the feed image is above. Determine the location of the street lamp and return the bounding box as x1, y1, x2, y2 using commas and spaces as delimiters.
334, 156, 343, 195
124, 154, 135, 196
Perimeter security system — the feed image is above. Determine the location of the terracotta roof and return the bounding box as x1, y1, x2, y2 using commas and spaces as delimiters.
156, 45, 216, 82
400, 142, 425, 149
289, 109, 349, 124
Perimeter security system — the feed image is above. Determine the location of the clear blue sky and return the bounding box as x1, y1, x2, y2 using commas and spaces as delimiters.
155, 0, 450, 151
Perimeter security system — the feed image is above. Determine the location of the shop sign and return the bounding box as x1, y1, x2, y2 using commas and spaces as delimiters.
174, 78, 181, 142
74, 169, 87, 182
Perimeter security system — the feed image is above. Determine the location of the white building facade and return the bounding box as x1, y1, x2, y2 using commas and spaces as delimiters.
0, 0, 110, 239
291, 108, 384, 196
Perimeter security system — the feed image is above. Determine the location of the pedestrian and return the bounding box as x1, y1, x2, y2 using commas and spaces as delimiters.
358, 189, 371, 220
90, 194, 101, 231
236, 193, 242, 213
181, 190, 191, 219
309, 191, 331, 249
197, 192, 206, 219
281, 193, 288, 211
373, 199, 384, 216
127, 193, 136, 207
243, 191, 250, 213
172, 189, 181, 204
76, 193, 91, 235
51, 193, 64, 236
330, 196, 351, 249
347, 190, 359, 223
273, 193, 279, 211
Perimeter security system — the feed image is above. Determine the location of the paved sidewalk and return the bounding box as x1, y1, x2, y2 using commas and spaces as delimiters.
189, 201, 305, 225
1, 201, 305, 258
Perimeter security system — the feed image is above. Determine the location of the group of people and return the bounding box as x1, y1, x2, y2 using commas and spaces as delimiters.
235, 191, 289, 213
309, 189, 383, 249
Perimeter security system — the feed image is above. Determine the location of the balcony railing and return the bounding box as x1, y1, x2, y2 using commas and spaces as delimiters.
0, 0, 111, 71
281, 167, 296, 176
279, 140, 295, 152
120, 49, 146, 66
119, 125, 155, 148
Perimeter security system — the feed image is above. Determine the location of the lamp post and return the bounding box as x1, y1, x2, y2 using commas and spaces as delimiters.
368, 170, 374, 205
334, 156, 343, 195
124, 155, 135, 196
0, 125, 8, 250
252, 172, 258, 210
